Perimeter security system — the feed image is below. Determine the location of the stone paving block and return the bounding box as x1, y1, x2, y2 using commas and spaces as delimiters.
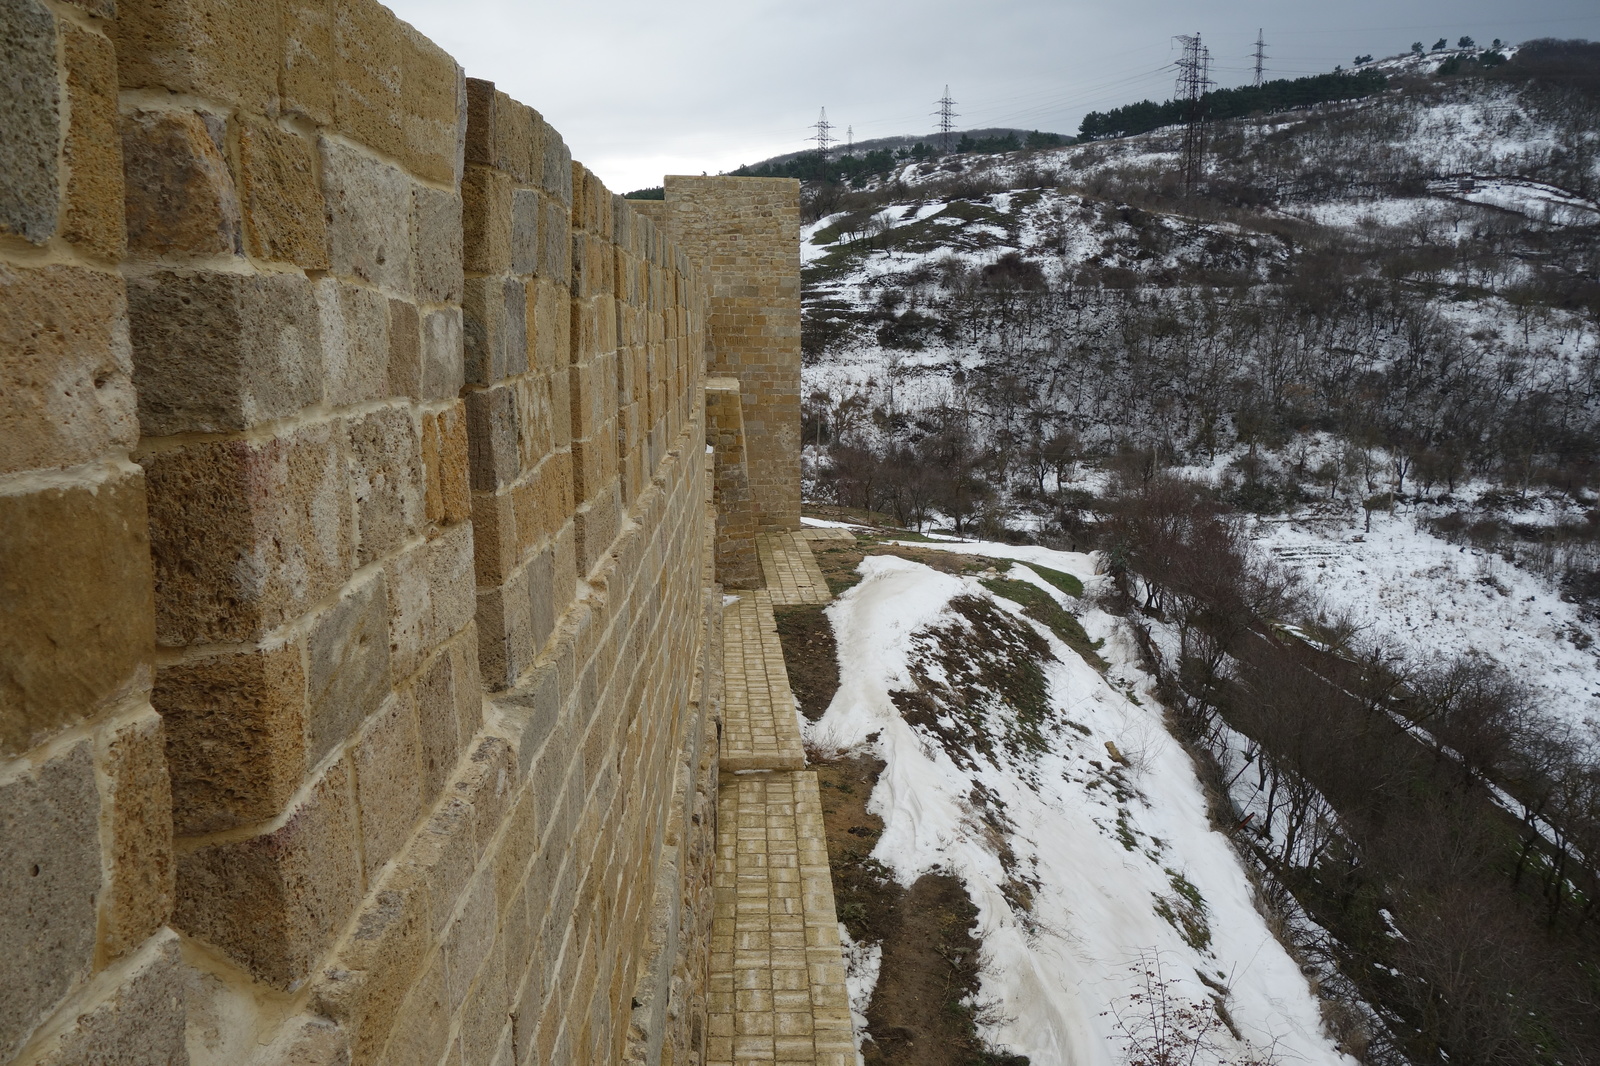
0, 739, 100, 1061
1, 0, 59, 244
720, 592, 804, 773
756, 533, 831, 606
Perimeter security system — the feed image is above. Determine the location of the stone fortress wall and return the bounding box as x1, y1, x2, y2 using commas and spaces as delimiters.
0, 2, 801, 1065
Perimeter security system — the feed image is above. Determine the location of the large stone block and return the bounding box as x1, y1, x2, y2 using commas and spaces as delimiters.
466, 384, 520, 492
492, 91, 538, 186
315, 278, 390, 408
321, 137, 413, 294
306, 571, 393, 765
62, 24, 125, 260
423, 401, 471, 526
0, 264, 136, 476
475, 569, 533, 691
0, 740, 101, 1061
347, 406, 423, 564
412, 184, 463, 306
142, 423, 352, 645
412, 649, 462, 805
113, 0, 282, 112
350, 697, 421, 882
539, 197, 572, 290
330, 0, 401, 157
513, 372, 556, 469
29, 929, 189, 1066
128, 270, 321, 436
121, 109, 241, 258
511, 451, 573, 552
0, 471, 154, 757
377, 953, 451, 1066
421, 307, 464, 402
395, 20, 462, 187
0, 0, 59, 244
239, 118, 329, 267
464, 78, 496, 167
462, 276, 507, 387
155, 642, 307, 835
102, 710, 176, 959
539, 120, 572, 207
463, 165, 512, 274
174, 758, 363, 989
386, 297, 421, 399
531, 277, 569, 375
281, 0, 336, 126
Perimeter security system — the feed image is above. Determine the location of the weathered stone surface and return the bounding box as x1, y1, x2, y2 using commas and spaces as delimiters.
462, 165, 512, 275
540, 123, 572, 206
350, 698, 421, 882
102, 710, 176, 959
412, 185, 462, 305
386, 298, 421, 399
121, 109, 241, 258
511, 188, 541, 275
420, 307, 464, 402
462, 276, 506, 386
321, 137, 413, 294
128, 270, 321, 436
112, 0, 282, 113
306, 572, 392, 765
253, 1015, 350, 1066
464, 78, 496, 166
239, 118, 329, 267
503, 278, 529, 377
0, 0, 59, 244
175, 758, 363, 989
31, 929, 190, 1066
0, 471, 154, 757
62, 23, 125, 260
377, 954, 451, 1066
466, 384, 519, 491
411, 651, 460, 805
142, 423, 352, 645
314, 278, 389, 407
422, 402, 470, 526
0, 263, 136, 476
155, 642, 307, 834
0, 740, 101, 1061
280, 0, 335, 126
348, 406, 424, 564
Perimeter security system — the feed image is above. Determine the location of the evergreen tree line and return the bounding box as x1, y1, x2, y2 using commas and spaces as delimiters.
1078, 70, 1390, 141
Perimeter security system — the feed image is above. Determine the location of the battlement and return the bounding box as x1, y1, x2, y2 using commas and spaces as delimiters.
0, 3, 800, 1064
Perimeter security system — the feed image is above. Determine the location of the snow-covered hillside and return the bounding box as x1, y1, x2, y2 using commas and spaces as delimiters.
807, 540, 1354, 1065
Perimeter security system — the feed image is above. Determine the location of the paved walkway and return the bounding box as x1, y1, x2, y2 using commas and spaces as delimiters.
711, 529, 855, 1065
721, 591, 806, 772
756, 533, 833, 606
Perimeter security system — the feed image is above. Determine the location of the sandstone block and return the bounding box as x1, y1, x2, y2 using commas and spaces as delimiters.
62, 24, 125, 260
465, 78, 496, 167
330, 0, 401, 157
540, 197, 572, 289
466, 384, 520, 491
463, 165, 513, 274
539, 120, 572, 206
378, 953, 451, 1066
531, 277, 568, 374
0, 471, 154, 757
306, 571, 393, 765
315, 278, 390, 408
574, 490, 620, 578
347, 406, 423, 565
469, 489, 517, 587
239, 118, 329, 267
0, 0, 59, 244
321, 137, 413, 294
143, 423, 352, 645
412, 184, 463, 305
254, 1016, 351, 1066
101, 710, 176, 959
492, 91, 535, 185
29, 930, 188, 1066
309, 866, 430, 1066
459, 935, 509, 1065
412, 650, 462, 805
475, 568, 532, 691
568, 358, 615, 442
442, 868, 498, 1011
386, 298, 421, 399
572, 432, 618, 506
462, 275, 506, 386
513, 372, 556, 468
421, 307, 464, 401
423, 402, 471, 526
113, 0, 281, 112
121, 109, 241, 257
504, 278, 529, 377
511, 451, 573, 551
351, 697, 421, 881
396, 21, 462, 186
174, 758, 363, 989
0, 264, 137, 475
429, 523, 477, 642
0, 740, 100, 1061
155, 642, 307, 835
128, 270, 321, 436
281, 0, 336, 126
512, 189, 544, 275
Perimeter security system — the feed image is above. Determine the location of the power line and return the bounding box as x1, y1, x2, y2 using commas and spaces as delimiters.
1252, 28, 1269, 87
933, 86, 959, 152
811, 107, 833, 158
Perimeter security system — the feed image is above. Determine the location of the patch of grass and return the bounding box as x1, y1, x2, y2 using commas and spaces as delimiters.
1016, 561, 1084, 598
979, 576, 1107, 672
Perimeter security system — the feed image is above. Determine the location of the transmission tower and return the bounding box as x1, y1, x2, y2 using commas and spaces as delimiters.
933, 86, 958, 153
1173, 33, 1213, 196
812, 107, 834, 159
1252, 29, 1269, 86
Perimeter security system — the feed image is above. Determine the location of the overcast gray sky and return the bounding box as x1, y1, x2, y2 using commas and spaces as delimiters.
384, 0, 1600, 195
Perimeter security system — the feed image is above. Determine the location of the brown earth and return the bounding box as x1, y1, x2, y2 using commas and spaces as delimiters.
773, 604, 838, 721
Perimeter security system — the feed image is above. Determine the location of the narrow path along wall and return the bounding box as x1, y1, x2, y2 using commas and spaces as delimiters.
0, 2, 807, 1066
